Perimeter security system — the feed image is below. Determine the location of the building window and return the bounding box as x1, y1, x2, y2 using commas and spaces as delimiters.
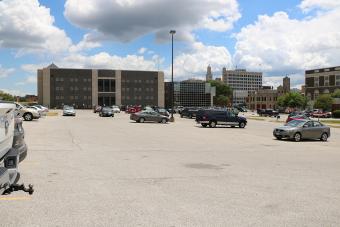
336, 75, 340, 86
324, 76, 329, 86
314, 77, 319, 87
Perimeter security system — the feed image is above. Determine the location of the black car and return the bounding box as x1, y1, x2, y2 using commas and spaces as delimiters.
196, 109, 247, 128
99, 107, 114, 117
180, 107, 200, 119
257, 109, 279, 117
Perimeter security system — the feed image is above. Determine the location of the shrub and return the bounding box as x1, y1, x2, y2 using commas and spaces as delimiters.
333, 110, 340, 118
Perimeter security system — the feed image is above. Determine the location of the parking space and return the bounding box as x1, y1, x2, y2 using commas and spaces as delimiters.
1, 110, 340, 226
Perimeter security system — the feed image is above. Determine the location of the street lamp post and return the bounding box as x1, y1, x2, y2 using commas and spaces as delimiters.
170, 30, 176, 122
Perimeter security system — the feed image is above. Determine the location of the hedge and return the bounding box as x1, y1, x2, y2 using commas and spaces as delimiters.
333, 110, 340, 118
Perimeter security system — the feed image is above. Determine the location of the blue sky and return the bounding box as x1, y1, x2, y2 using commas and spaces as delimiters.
0, 0, 339, 96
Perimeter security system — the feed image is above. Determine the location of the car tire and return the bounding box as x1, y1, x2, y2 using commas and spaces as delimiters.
239, 122, 246, 128
189, 114, 193, 119
275, 136, 282, 140
321, 133, 328, 142
293, 133, 301, 142
139, 118, 145, 123
161, 118, 167, 124
201, 123, 207, 127
209, 121, 217, 128
23, 113, 33, 121
180, 115, 183, 118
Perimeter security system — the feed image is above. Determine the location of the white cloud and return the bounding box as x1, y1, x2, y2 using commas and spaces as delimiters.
0, 0, 72, 53
64, 0, 241, 42
234, 4, 340, 87
299, 0, 340, 12
138, 47, 147, 54
0, 65, 15, 78
166, 42, 232, 81
69, 34, 101, 53
21, 63, 47, 74
16, 75, 37, 86
57, 52, 158, 71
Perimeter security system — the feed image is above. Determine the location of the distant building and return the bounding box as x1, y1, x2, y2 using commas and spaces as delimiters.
165, 79, 215, 108
222, 69, 262, 105
37, 64, 164, 108
305, 66, 340, 101
248, 86, 278, 110
206, 65, 213, 81
24, 95, 38, 103
283, 76, 290, 93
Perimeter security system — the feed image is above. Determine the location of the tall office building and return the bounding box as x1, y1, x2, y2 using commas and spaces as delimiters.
206, 65, 213, 81
165, 80, 215, 108
283, 76, 290, 93
305, 66, 340, 101
222, 69, 262, 105
37, 64, 164, 108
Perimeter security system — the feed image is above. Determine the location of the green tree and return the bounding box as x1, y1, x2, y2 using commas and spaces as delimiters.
207, 80, 232, 106
0, 90, 15, 101
332, 89, 340, 98
277, 92, 307, 109
314, 94, 334, 111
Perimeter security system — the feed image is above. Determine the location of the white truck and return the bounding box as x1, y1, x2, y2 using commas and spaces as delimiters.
0, 102, 33, 195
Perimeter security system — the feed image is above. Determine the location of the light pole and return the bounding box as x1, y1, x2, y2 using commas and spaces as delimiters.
170, 30, 176, 122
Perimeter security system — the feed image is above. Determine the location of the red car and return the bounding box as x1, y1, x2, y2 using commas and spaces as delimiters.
125, 105, 142, 114
286, 114, 310, 123
311, 111, 332, 118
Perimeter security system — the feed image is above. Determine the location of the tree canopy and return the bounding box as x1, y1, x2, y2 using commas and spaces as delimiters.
314, 94, 334, 111
277, 92, 307, 109
0, 90, 15, 101
207, 80, 233, 106
332, 89, 340, 98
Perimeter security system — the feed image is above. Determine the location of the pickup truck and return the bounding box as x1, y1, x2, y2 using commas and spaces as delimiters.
196, 109, 247, 128
0, 102, 32, 195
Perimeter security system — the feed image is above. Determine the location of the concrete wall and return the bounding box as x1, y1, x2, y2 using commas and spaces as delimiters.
42, 68, 50, 107
158, 71, 165, 107
115, 70, 121, 105
92, 69, 98, 106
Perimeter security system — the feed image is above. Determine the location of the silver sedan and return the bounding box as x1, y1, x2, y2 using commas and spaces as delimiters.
273, 119, 330, 142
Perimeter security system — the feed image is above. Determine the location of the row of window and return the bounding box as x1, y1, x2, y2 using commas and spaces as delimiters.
122, 79, 155, 84
121, 96, 155, 100
121, 87, 155, 92
55, 78, 91, 83
313, 75, 340, 87
55, 96, 92, 100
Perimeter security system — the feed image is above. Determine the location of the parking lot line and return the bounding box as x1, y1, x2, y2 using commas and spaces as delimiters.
0, 196, 31, 201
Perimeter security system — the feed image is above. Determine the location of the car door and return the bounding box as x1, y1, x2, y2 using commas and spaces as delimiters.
226, 111, 238, 126
301, 121, 314, 139
311, 121, 323, 139
149, 111, 159, 122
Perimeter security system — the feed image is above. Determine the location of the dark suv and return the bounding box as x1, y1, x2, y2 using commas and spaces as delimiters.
257, 109, 279, 117
180, 107, 200, 119
196, 109, 247, 128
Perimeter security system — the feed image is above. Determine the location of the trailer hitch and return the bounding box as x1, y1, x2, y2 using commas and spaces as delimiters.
3, 183, 34, 195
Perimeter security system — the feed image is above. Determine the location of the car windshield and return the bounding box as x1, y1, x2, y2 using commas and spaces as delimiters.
64, 106, 74, 110
103, 107, 112, 111
286, 120, 306, 127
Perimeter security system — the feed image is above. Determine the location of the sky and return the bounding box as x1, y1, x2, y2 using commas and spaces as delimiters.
1, 0, 340, 96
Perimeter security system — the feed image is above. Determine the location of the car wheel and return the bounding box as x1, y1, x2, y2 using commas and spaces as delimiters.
293, 133, 301, 142
201, 123, 207, 127
275, 136, 282, 140
321, 133, 328, 142
139, 118, 145, 123
189, 114, 193, 119
180, 115, 183, 118
23, 113, 33, 121
161, 118, 167, 124
209, 121, 217, 128
239, 122, 246, 128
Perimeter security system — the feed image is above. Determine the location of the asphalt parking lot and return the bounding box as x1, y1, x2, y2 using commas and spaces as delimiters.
1, 110, 340, 226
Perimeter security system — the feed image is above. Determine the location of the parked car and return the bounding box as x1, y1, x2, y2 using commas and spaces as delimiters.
63, 105, 76, 116
33, 105, 49, 112
156, 108, 170, 117
15, 103, 40, 121
111, 105, 121, 113
0, 102, 33, 195
273, 119, 330, 142
130, 110, 169, 123
257, 109, 279, 117
27, 106, 44, 116
195, 109, 247, 128
180, 107, 200, 119
99, 107, 114, 117
93, 105, 102, 113
311, 111, 332, 118
286, 113, 310, 123
126, 105, 142, 114
13, 116, 28, 163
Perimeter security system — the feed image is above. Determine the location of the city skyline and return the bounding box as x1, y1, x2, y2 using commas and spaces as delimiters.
1, 0, 340, 96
